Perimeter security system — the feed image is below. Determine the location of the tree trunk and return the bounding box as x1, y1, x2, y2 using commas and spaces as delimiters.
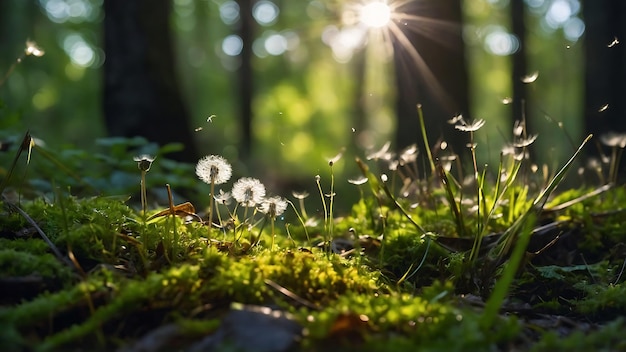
583, 1, 626, 137
510, 0, 528, 128
393, 0, 471, 158
103, 0, 198, 162
237, 0, 255, 161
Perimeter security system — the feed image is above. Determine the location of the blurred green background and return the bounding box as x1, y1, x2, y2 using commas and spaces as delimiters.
1, 0, 621, 210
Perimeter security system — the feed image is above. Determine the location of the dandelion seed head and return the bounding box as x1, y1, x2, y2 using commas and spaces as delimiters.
348, 176, 368, 185
133, 154, 156, 172
513, 134, 538, 148
329, 150, 344, 166
366, 141, 394, 161
600, 132, 626, 148
260, 196, 288, 218
232, 177, 266, 207
196, 155, 232, 185
399, 143, 418, 164
292, 191, 309, 199
455, 119, 485, 132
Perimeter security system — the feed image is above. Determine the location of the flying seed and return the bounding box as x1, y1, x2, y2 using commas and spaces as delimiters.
608, 37, 619, 48
207, 115, 216, 122
195, 127, 203, 132
598, 104, 609, 112
521, 71, 539, 83
501, 97, 513, 105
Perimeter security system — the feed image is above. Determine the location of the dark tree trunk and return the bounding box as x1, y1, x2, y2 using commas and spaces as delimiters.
393, 0, 471, 157
103, 0, 198, 162
583, 1, 626, 137
510, 0, 528, 128
237, 0, 255, 160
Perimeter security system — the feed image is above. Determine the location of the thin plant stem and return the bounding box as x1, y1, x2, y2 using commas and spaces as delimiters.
270, 216, 276, 251
286, 199, 310, 245
417, 104, 436, 174
328, 164, 336, 242
315, 176, 329, 246
298, 197, 309, 220
208, 181, 215, 236
140, 170, 147, 218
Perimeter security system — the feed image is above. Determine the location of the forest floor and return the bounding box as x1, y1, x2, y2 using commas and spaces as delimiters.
2, 134, 626, 351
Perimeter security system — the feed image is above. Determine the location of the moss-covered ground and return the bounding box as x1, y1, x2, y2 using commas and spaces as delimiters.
2, 132, 626, 352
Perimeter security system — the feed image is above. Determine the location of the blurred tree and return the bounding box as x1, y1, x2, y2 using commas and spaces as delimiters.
393, 0, 471, 157
237, 0, 255, 160
510, 0, 528, 128
583, 1, 626, 136
103, 0, 198, 162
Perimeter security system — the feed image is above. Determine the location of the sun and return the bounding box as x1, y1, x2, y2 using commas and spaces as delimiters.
359, 1, 392, 28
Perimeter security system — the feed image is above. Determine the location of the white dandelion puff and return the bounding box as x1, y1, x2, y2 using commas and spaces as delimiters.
259, 196, 288, 218
232, 177, 266, 207
196, 155, 232, 185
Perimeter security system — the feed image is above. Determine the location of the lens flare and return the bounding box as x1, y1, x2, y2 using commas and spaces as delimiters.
359, 2, 391, 28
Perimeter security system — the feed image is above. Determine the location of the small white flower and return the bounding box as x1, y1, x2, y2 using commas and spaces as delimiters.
259, 196, 288, 218
196, 155, 232, 185
232, 177, 266, 207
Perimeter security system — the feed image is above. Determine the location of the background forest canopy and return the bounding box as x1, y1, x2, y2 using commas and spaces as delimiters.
1, 0, 624, 208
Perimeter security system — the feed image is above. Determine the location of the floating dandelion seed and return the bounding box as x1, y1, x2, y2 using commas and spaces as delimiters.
366, 141, 393, 161
195, 127, 203, 132
232, 177, 266, 207
25, 40, 45, 57
608, 37, 619, 48
521, 71, 539, 83
598, 104, 609, 112
348, 176, 368, 185
454, 118, 485, 132
447, 114, 464, 125
196, 155, 232, 185
501, 97, 513, 105
207, 115, 216, 123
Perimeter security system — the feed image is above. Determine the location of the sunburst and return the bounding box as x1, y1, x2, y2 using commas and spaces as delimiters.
329, 0, 466, 107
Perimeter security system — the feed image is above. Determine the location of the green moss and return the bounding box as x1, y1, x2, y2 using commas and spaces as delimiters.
0, 248, 73, 280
